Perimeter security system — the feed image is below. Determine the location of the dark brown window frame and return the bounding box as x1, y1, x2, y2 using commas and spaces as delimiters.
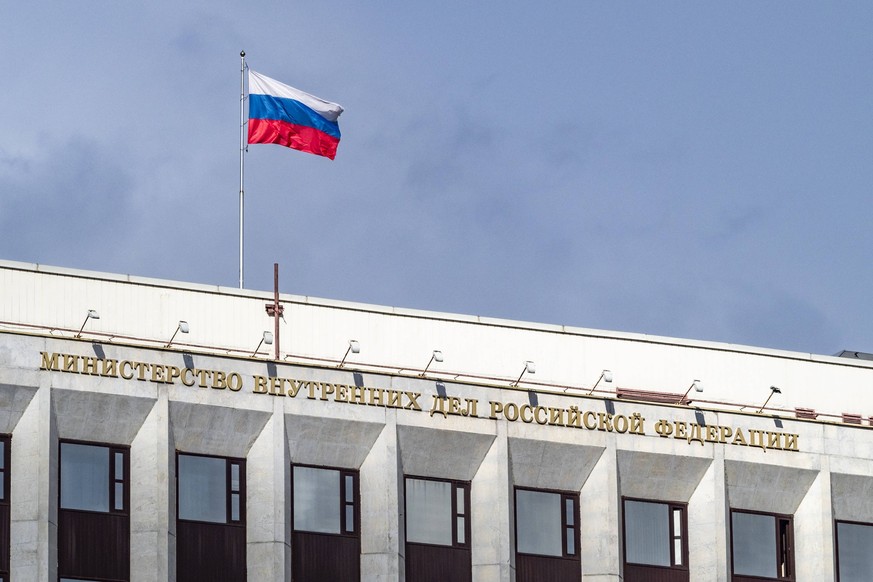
622, 496, 689, 571
290, 463, 360, 537
834, 519, 873, 582
730, 508, 794, 582
59, 439, 130, 516
175, 451, 246, 527
514, 486, 580, 560
0, 435, 9, 581
403, 475, 471, 549
58, 439, 130, 582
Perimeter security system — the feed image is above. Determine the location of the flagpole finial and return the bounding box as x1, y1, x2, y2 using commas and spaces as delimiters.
240, 50, 245, 57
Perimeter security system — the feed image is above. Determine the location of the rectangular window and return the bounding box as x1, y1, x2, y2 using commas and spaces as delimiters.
58, 440, 129, 582
291, 465, 360, 581
836, 520, 873, 581
0, 436, 9, 581
622, 498, 688, 582
731, 510, 793, 581
515, 487, 580, 582
405, 477, 469, 547
176, 453, 245, 582
404, 476, 471, 582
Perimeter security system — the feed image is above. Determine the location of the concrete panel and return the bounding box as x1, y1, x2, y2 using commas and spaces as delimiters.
472, 423, 511, 581
0, 383, 38, 434
285, 413, 385, 469
360, 414, 402, 581
509, 437, 604, 491
169, 401, 270, 457
397, 425, 495, 481
51, 388, 156, 444
725, 459, 818, 514
831, 472, 873, 522
618, 450, 712, 502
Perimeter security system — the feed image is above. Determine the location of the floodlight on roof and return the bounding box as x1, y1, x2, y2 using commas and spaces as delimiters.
512, 361, 536, 387
420, 350, 444, 377
165, 321, 189, 348
75, 309, 100, 338
756, 385, 782, 413
585, 369, 613, 395
677, 379, 704, 405
252, 331, 274, 357
339, 340, 360, 368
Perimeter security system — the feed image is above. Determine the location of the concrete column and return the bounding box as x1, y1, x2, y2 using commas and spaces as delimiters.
10, 382, 54, 582
580, 438, 620, 582
360, 414, 400, 582
130, 387, 170, 582
689, 446, 727, 580
794, 457, 833, 581
471, 420, 511, 582
246, 401, 289, 581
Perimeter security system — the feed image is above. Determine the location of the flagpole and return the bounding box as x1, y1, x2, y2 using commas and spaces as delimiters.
239, 50, 247, 289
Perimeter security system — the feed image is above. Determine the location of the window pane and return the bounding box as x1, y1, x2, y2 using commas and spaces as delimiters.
732, 512, 777, 578
231, 463, 240, 492
566, 526, 575, 555
625, 500, 670, 566
457, 486, 465, 514
178, 455, 227, 523
114, 482, 124, 510
406, 478, 453, 545
457, 516, 465, 544
293, 466, 340, 534
0, 443, 5, 468
114, 452, 124, 480
345, 475, 354, 503
565, 498, 575, 526
61, 443, 109, 512
516, 489, 562, 557
838, 522, 873, 581
231, 493, 240, 521
345, 504, 354, 533
674, 538, 683, 566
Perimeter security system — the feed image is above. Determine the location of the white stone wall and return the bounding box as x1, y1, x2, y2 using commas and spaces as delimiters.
1, 331, 872, 580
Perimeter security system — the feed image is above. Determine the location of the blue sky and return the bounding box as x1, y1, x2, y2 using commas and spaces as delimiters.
2, 1, 872, 355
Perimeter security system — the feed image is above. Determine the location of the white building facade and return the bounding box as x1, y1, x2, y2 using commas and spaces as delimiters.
1, 259, 873, 581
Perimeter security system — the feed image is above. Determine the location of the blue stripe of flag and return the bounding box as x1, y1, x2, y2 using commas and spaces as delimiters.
249, 94, 341, 140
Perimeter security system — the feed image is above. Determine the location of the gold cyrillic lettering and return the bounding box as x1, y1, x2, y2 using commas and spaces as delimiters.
368, 388, 384, 406
582, 411, 597, 430
548, 407, 564, 426
655, 420, 673, 438
767, 431, 782, 450
100, 358, 118, 377
504, 403, 519, 422
227, 372, 242, 391
629, 413, 646, 435
613, 415, 628, 433
462, 399, 478, 417
534, 406, 548, 425
63, 354, 79, 373
120, 361, 135, 380
386, 390, 403, 408
40, 352, 60, 371
783, 433, 799, 451
686, 423, 704, 446
567, 406, 582, 428
490, 401, 503, 419
350, 386, 366, 405
519, 404, 534, 424
404, 391, 422, 410
429, 396, 448, 418
81, 356, 99, 375
732, 428, 747, 446
597, 412, 613, 432
252, 375, 269, 394
719, 426, 732, 443
134, 362, 150, 381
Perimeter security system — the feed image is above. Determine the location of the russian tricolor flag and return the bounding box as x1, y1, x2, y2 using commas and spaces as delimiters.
248, 70, 343, 160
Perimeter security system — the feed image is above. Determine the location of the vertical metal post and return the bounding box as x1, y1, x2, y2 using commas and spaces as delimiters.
273, 263, 281, 360
239, 50, 246, 289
